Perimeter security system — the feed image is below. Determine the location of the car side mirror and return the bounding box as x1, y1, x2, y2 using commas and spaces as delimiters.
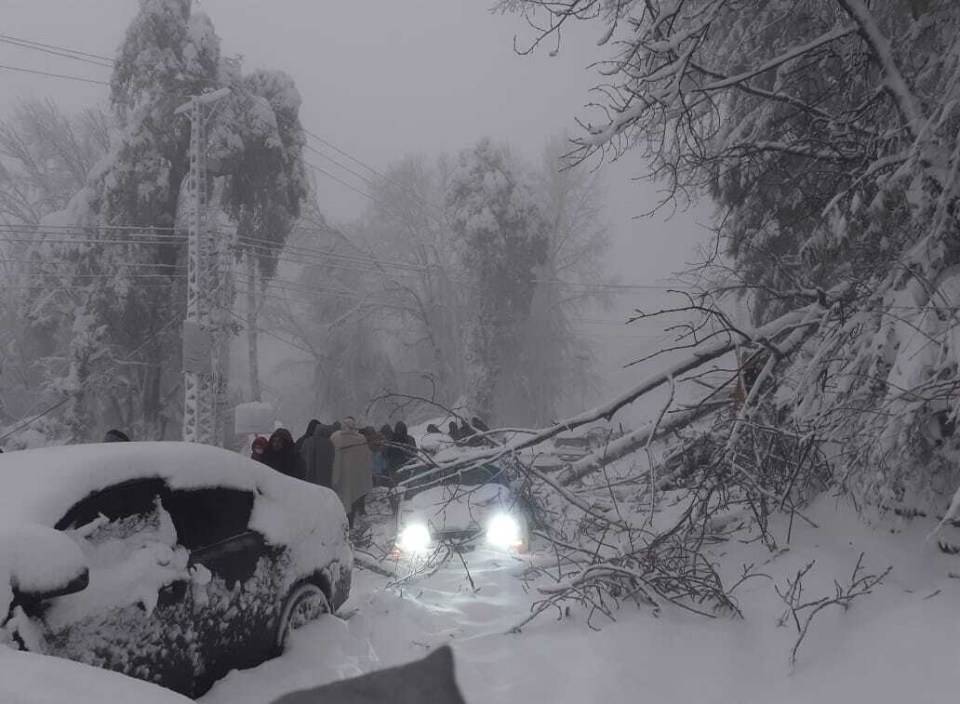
0, 525, 91, 605
17, 568, 90, 603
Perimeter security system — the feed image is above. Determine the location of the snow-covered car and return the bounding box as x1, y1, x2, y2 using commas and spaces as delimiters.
552, 431, 592, 461
0, 648, 193, 704
392, 455, 530, 556
0, 442, 352, 699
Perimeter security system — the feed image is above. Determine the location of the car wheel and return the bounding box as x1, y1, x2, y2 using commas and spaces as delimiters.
275, 582, 330, 651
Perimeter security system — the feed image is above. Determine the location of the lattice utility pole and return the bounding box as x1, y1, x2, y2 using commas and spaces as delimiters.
176, 89, 230, 444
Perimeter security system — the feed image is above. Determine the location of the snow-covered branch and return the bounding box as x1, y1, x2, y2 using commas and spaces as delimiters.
836, 0, 923, 138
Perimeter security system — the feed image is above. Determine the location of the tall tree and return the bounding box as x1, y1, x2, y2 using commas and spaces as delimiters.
446, 138, 549, 422
360, 156, 465, 406
265, 223, 397, 421
0, 99, 109, 229
498, 139, 610, 424
15, 0, 307, 443
215, 65, 309, 401
0, 100, 110, 434
75, 0, 222, 439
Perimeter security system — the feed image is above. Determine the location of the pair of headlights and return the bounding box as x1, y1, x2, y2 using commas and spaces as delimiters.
397, 513, 524, 554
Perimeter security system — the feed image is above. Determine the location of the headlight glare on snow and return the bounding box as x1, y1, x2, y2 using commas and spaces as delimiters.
485, 513, 523, 551
397, 523, 432, 554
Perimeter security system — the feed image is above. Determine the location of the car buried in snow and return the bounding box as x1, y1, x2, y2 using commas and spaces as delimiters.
390, 446, 531, 557
0, 441, 352, 699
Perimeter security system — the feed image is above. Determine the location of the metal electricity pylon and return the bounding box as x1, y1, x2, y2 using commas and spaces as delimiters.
176, 88, 230, 444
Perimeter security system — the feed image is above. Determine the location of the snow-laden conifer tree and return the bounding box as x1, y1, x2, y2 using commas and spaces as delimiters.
498, 139, 610, 425
446, 138, 549, 423
18, 0, 307, 442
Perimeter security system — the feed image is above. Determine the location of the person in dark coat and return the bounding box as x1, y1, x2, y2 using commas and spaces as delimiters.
262, 428, 305, 480
371, 424, 393, 485
447, 421, 462, 442
103, 429, 130, 442
295, 419, 322, 454
458, 420, 477, 446
299, 423, 335, 488
386, 421, 417, 474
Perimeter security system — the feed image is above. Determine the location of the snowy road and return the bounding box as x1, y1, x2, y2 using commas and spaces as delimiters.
199, 548, 535, 704
195, 492, 960, 704
198, 493, 960, 704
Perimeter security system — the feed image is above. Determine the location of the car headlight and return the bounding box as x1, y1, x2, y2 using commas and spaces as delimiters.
397, 523, 432, 554
486, 513, 523, 551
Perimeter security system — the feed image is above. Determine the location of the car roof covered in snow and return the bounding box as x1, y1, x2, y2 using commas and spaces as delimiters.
0, 441, 339, 530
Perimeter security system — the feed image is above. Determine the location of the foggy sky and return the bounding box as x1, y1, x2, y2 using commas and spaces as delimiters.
0, 0, 712, 402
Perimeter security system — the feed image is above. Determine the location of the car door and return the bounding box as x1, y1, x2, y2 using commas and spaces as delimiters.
160, 487, 286, 686
45, 478, 204, 697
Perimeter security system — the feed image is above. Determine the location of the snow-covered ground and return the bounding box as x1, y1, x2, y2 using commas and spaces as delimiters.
201, 493, 960, 704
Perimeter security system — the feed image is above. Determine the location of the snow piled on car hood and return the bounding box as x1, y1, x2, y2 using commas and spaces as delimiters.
0, 442, 351, 619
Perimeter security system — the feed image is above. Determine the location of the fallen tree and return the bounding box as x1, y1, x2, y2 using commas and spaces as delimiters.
401, 298, 831, 490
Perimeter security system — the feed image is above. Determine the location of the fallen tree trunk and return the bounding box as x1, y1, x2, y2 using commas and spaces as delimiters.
558, 401, 728, 486
557, 304, 827, 485
446, 303, 821, 465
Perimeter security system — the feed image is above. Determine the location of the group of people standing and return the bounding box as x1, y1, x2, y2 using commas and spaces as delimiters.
251, 417, 418, 528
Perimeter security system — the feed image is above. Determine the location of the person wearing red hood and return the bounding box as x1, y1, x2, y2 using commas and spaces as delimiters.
250, 435, 268, 463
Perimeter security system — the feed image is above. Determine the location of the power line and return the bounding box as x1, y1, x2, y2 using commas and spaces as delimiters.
0, 35, 114, 69
0, 34, 437, 220
0, 283, 178, 291
0, 35, 442, 225
40, 272, 187, 280
0, 33, 115, 65
533, 279, 674, 290
0, 230, 661, 294
302, 136, 445, 224
0, 63, 109, 86
302, 128, 380, 177
305, 161, 376, 202
305, 144, 445, 227
216, 304, 318, 356
0, 258, 187, 270
0, 397, 70, 443
234, 234, 428, 275
235, 273, 371, 299
304, 144, 378, 192
0, 36, 662, 297
0, 231, 187, 242
0, 223, 181, 232
0, 238, 187, 247
233, 286, 356, 306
